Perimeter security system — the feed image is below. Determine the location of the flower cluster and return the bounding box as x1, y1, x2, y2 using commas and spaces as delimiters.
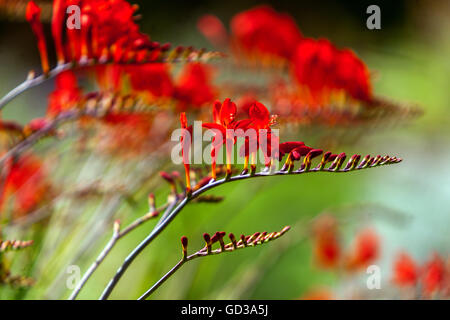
198, 5, 373, 108
311, 214, 379, 271
393, 252, 449, 298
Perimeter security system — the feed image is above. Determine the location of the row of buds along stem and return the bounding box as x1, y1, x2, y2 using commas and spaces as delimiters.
180, 226, 291, 261
0, 239, 34, 252
177, 99, 401, 195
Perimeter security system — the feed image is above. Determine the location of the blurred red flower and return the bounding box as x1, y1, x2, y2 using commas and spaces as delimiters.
392, 252, 419, 287
0, 154, 50, 217
312, 215, 341, 268
291, 38, 372, 105
422, 254, 445, 296
174, 63, 217, 111
125, 64, 174, 99
47, 70, 82, 117
344, 228, 379, 271
230, 5, 302, 60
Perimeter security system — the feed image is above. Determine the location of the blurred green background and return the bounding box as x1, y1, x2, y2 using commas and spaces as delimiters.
0, 0, 449, 299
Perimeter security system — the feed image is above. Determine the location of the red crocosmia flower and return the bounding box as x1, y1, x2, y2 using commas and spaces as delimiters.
312, 214, 341, 269
174, 63, 216, 111
95, 65, 124, 92
52, 0, 165, 64
125, 64, 174, 99
180, 112, 192, 191
47, 70, 82, 117
344, 228, 379, 271
334, 49, 372, 102
203, 99, 253, 178
291, 38, 372, 105
392, 252, 419, 287
26, 0, 49, 74
52, 0, 65, 64
239, 102, 277, 167
422, 254, 445, 296
0, 154, 50, 217
230, 5, 302, 61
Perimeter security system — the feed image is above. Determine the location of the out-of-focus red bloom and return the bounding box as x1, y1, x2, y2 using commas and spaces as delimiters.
422, 254, 445, 296
301, 289, 333, 300
47, 70, 82, 117
312, 214, 341, 269
291, 38, 372, 105
197, 14, 228, 48
0, 154, 50, 217
392, 252, 419, 287
344, 228, 379, 271
52, 0, 65, 64
180, 112, 192, 191
44, 0, 167, 64
26, 0, 49, 73
230, 6, 302, 60
95, 65, 124, 92
125, 64, 174, 99
174, 63, 216, 111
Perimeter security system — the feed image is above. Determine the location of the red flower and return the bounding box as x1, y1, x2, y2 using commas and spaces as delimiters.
202, 99, 258, 177
312, 214, 341, 268
47, 70, 82, 117
392, 252, 419, 287
239, 102, 277, 164
26, 0, 49, 73
230, 6, 302, 60
422, 254, 445, 296
125, 64, 174, 99
174, 63, 216, 111
0, 154, 50, 217
52, 0, 65, 64
291, 38, 372, 105
180, 112, 192, 191
344, 228, 379, 271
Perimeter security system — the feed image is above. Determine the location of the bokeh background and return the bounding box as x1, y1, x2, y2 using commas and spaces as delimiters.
0, 0, 449, 299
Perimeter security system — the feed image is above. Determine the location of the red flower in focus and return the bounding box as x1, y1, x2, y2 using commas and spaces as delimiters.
392, 252, 419, 287
125, 64, 174, 99
422, 254, 445, 296
239, 102, 278, 166
312, 214, 341, 269
202, 99, 244, 177
344, 228, 379, 271
174, 63, 216, 111
230, 6, 302, 60
47, 70, 82, 117
26, 0, 49, 73
0, 154, 50, 217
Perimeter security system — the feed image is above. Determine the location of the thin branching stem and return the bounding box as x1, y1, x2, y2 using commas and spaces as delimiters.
68, 200, 171, 300
99, 157, 400, 299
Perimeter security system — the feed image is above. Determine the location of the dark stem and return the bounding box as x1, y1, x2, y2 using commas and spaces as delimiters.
98, 158, 398, 299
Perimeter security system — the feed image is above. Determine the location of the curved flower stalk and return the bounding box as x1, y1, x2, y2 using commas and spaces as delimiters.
96, 99, 401, 300
138, 226, 291, 300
